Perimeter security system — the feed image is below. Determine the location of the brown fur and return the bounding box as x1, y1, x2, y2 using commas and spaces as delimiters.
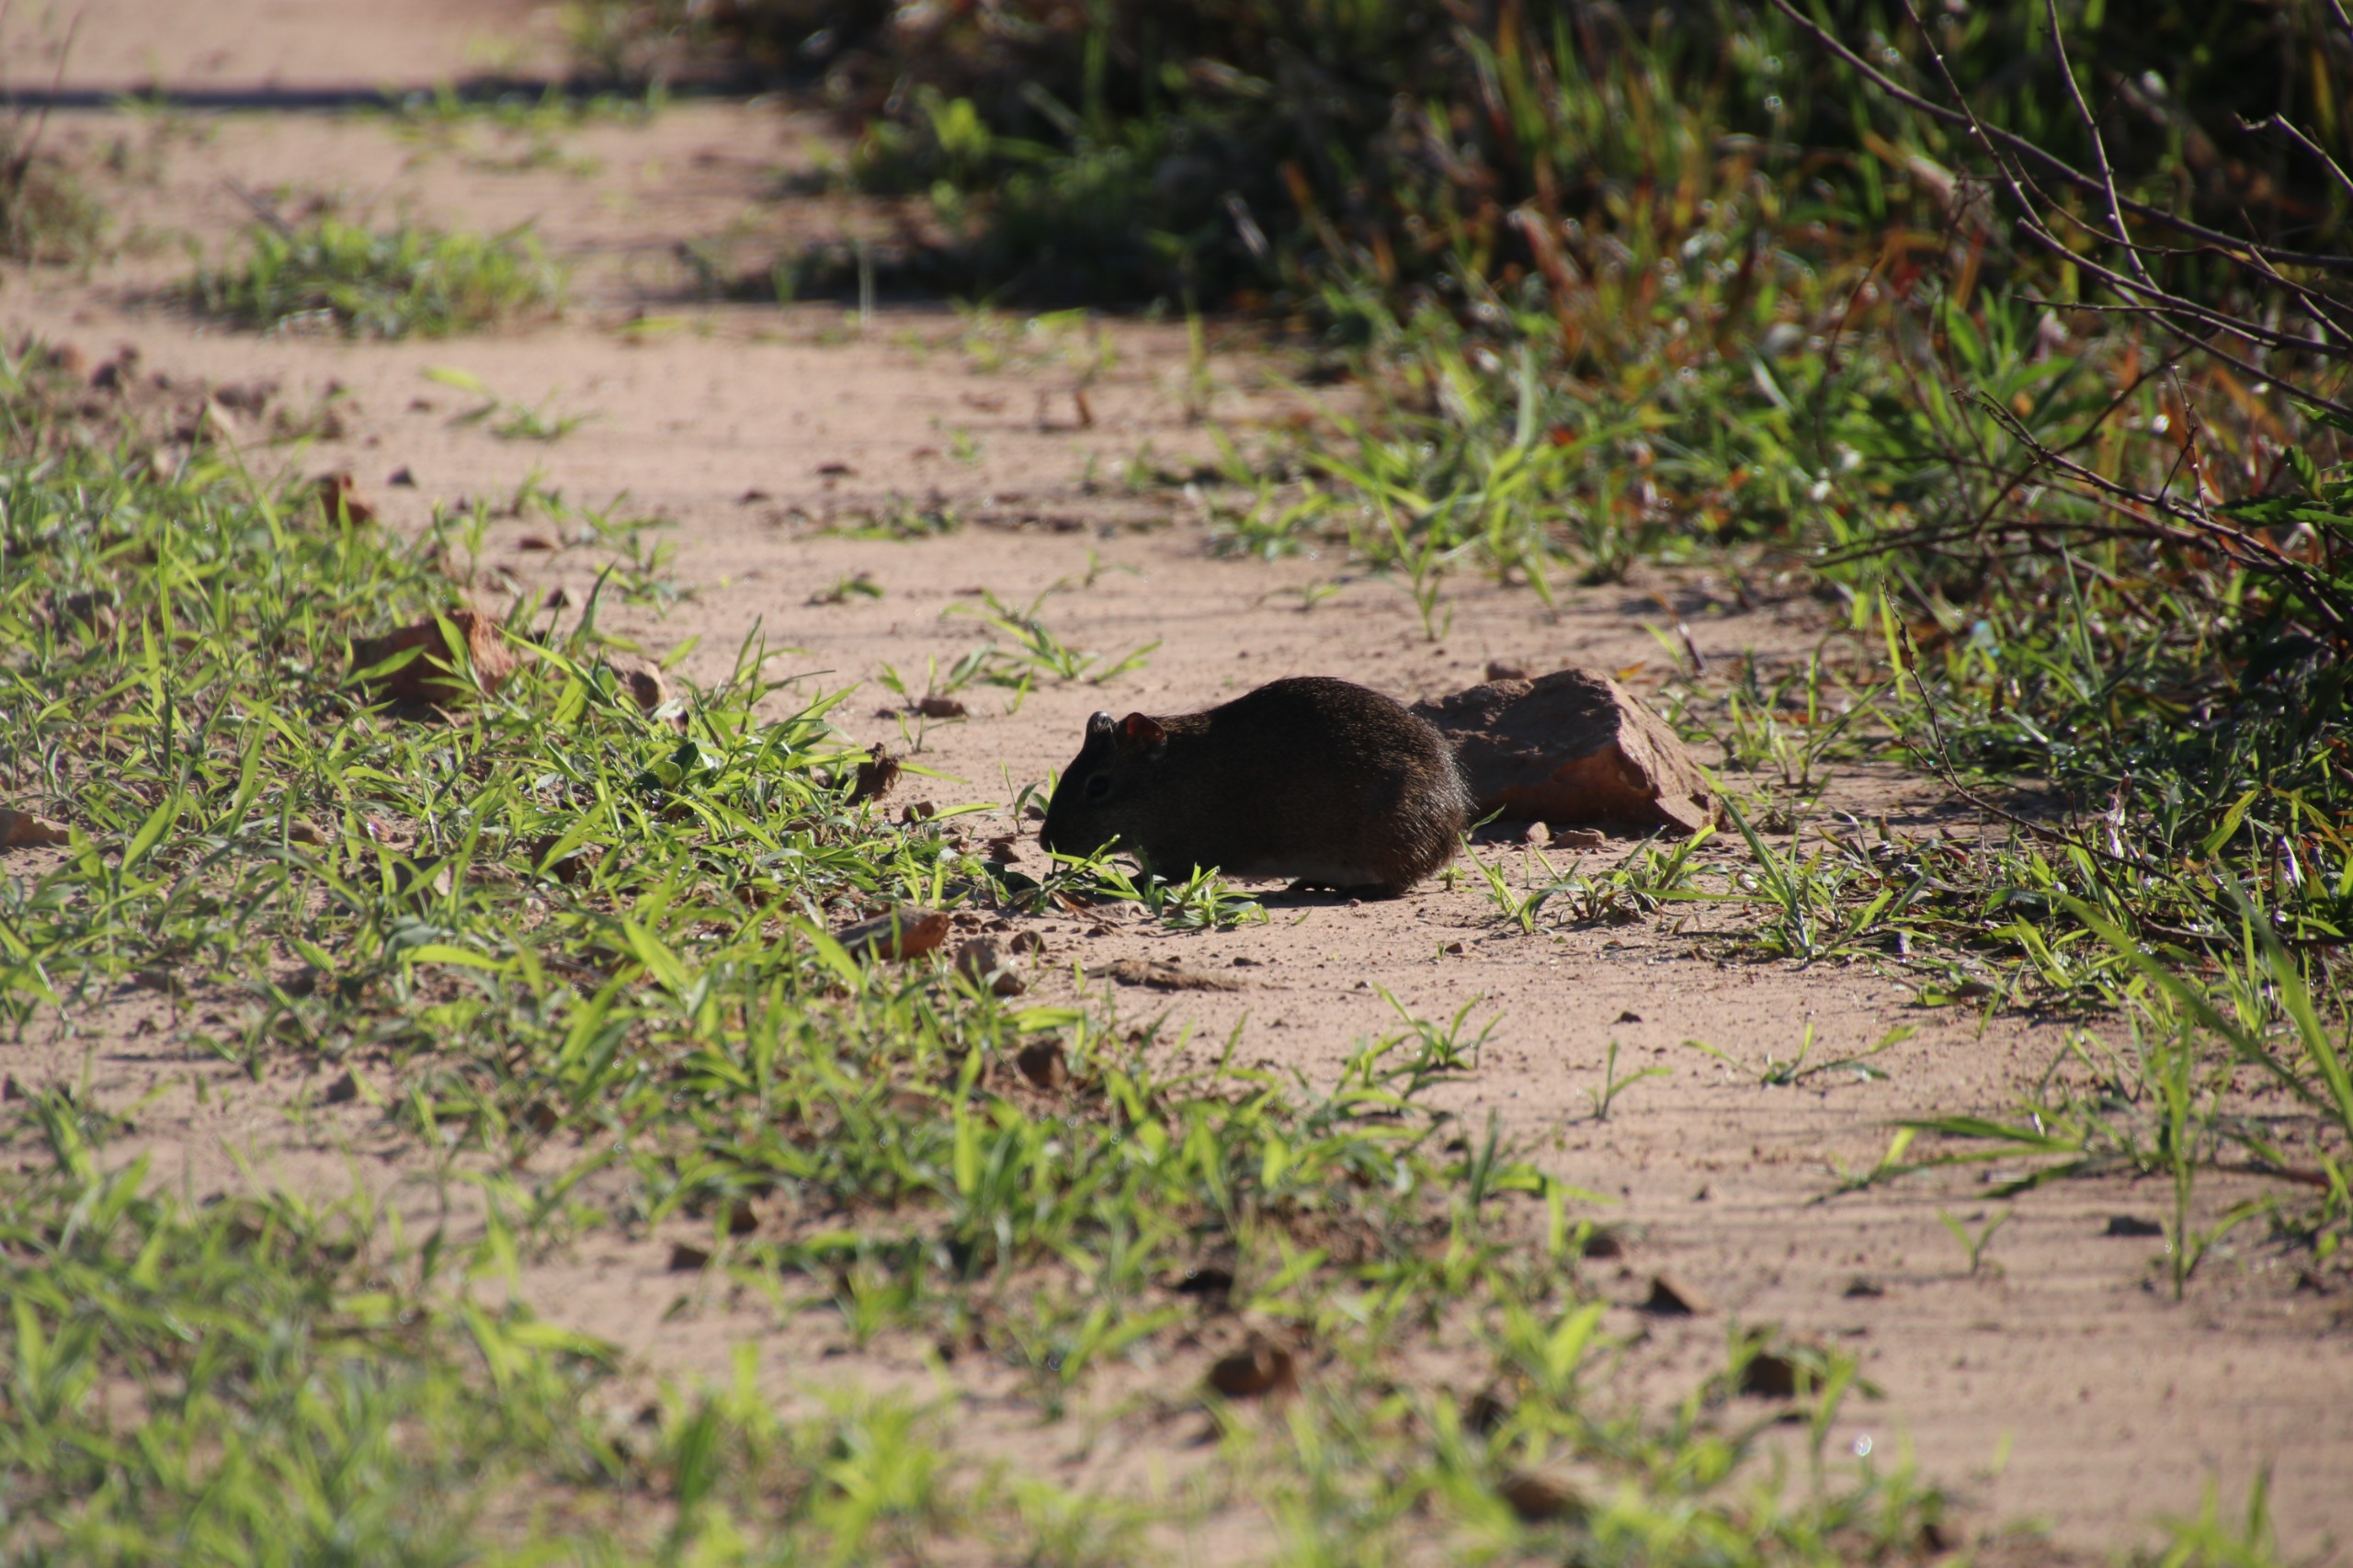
1038, 676, 1468, 896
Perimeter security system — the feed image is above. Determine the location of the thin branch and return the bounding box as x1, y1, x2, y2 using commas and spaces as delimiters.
2045, 0, 2153, 292
2245, 112, 2353, 208
3, 9, 80, 176
1976, 399, 2353, 638
1766, 0, 2353, 274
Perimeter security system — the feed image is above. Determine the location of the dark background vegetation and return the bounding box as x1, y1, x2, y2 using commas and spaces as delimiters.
608, 0, 2348, 301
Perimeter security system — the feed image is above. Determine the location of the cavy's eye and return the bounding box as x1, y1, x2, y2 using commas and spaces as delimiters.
1084, 774, 1112, 801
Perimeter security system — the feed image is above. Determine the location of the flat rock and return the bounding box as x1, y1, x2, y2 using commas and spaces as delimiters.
1414, 667, 1717, 835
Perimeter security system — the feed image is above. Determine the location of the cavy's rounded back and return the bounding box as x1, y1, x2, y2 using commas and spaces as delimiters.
1038, 676, 1467, 895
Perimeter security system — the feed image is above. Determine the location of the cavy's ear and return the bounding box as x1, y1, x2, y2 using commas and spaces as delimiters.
1085, 711, 1117, 740
1120, 712, 1168, 758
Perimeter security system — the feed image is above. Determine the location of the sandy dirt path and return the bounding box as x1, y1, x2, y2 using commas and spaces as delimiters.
4, 3, 2349, 1557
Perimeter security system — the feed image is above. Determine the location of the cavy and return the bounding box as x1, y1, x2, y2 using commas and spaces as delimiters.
1038, 676, 1468, 896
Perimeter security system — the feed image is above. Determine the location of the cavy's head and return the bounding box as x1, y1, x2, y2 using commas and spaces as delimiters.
1038, 710, 1171, 862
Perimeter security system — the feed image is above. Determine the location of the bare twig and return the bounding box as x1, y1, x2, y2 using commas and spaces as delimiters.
2, 8, 81, 177
2245, 112, 2353, 208
1767, 0, 2353, 274
2326, 0, 2353, 51
2044, 0, 2151, 291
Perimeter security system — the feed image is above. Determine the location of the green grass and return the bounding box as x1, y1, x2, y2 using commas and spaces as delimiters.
15, 0, 2349, 1537
0, 339, 2052, 1564
595, 0, 2353, 1308
0, 1089, 1118, 1565
376, 79, 666, 175
423, 365, 597, 440
188, 215, 563, 337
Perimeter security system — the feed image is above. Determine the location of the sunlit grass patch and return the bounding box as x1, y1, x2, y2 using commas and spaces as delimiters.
0, 339, 1972, 1565
374, 79, 666, 175
0, 1089, 1130, 1566
8, 218, 2331, 1552
188, 215, 563, 337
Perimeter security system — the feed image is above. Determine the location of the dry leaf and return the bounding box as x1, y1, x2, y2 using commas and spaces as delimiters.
848, 748, 900, 805
49, 589, 115, 635
0, 809, 71, 849
1737, 1350, 1802, 1399
1207, 1339, 1297, 1399
523, 834, 597, 884
834, 906, 949, 961
318, 471, 377, 527
1166, 1260, 1235, 1303
1499, 1464, 1596, 1523
602, 657, 684, 729
1642, 1272, 1711, 1315
391, 859, 454, 901
350, 608, 520, 706
1462, 1385, 1511, 1433
1015, 1040, 1067, 1089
